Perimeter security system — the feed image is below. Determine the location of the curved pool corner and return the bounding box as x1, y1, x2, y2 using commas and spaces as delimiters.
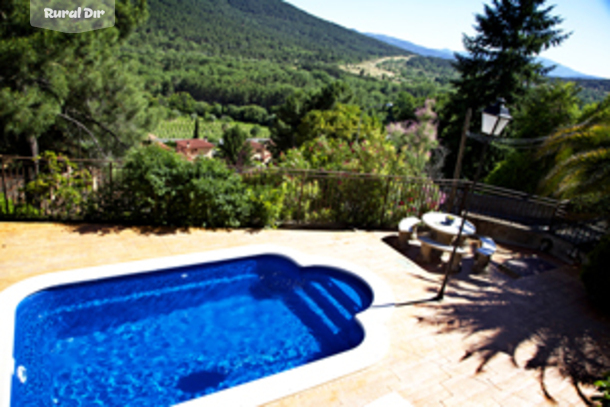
0, 244, 394, 407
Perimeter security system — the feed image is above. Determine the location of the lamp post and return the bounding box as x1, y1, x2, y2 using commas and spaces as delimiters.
436, 98, 512, 300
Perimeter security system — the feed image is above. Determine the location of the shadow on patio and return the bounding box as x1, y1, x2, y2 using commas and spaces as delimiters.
66, 223, 267, 236
383, 235, 610, 404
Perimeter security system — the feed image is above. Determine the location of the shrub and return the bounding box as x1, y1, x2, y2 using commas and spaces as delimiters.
594, 373, 610, 406
247, 184, 284, 228
272, 170, 444, 228
187, 158, 254, 228
23, 152, 92, 218
277, 133, 424, 176
581, 234, 610, 313
0, 194, 13, 215
89, 146, 255, 228
1, 193, 40, 218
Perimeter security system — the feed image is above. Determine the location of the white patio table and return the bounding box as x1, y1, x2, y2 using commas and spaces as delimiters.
422, 211, 476, 245
418, 212, 476, 270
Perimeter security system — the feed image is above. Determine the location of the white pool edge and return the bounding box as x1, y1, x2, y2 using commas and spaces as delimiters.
0, 244, 394, 407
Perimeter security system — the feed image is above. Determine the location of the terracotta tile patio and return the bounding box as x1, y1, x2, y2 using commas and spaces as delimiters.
1, 222, 609, 406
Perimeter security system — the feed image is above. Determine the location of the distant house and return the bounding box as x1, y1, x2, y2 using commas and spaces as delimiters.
248, 139, 272, 164
176, 139, 215, 160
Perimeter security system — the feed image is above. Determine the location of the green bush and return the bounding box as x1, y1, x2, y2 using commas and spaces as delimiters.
247, 184, 284, 228
1, 194, 41, 218
484, 151, 543, 194
23, 152, 92, 219
89, 145, 280, 228
581, 235, 610, 313
0, 194, 13, 215
594, 373, 610, 406
273, 171, 444, 228
566, 193, 610, 217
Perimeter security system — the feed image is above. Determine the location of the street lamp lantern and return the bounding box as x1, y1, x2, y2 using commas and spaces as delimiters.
437, 97, 512, 301
481, 98, 512, 136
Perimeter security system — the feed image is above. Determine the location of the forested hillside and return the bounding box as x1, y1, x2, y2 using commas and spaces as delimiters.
122, 0, 467, 113
128, 0, 406, 63
123, 0, 609, 111
565, 78, 610, 105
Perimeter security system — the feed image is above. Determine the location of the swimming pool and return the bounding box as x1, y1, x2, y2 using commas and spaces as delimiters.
0, 245, 392, 406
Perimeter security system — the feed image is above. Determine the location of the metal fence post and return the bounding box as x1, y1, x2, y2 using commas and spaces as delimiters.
379, 177, 392, 228
550, 199, 569, 232
1, 156, 9, 215
297, 172, 305, 223
109, 161, 114, 194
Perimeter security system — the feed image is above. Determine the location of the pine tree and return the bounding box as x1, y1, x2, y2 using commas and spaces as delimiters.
439, 0, 570, 179
0, 0, 152, 159
194, 116, 200, 139
218, 125, 252, 167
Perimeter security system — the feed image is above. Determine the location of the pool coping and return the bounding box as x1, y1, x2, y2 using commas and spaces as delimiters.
0, 244, 394, 407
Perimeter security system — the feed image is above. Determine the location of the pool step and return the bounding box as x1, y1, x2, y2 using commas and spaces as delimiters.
291, 281, 363, 349
316, 279, 363, 314
302, 283, 352, 329
293, 290, 341, 336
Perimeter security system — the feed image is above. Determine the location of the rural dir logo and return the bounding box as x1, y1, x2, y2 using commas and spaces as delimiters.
30, 0, 115, 33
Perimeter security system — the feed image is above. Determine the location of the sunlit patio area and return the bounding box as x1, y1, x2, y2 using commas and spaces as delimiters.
1, 222, 609, 406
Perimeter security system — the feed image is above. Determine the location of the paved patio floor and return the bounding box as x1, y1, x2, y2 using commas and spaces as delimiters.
1, 222, 609, 406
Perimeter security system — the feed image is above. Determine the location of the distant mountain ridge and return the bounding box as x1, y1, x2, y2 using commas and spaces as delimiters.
363, 34, 455, 60
130, 0, 407, 63
365, 32, 603, 80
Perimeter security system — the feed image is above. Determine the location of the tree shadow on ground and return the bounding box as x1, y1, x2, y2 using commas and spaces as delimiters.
382, 234, 610, 404
427, 271, 610, 403
67, 223, 192, 236
67, 223, 265, 236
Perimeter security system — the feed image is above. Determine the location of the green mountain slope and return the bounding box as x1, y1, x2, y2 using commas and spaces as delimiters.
124, 0, 608, 110
129, 0, 407, 63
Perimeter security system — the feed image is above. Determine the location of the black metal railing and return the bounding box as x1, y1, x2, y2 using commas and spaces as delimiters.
1, 155, 604, 247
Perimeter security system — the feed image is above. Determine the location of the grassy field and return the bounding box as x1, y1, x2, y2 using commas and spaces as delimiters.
153, 116, 270, 143
340, 56, 413, 81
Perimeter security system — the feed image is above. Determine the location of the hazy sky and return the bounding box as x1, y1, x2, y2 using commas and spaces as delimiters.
284, 0, 610, 79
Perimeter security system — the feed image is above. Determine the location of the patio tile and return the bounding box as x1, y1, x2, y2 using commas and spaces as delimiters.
397, 382, 452, 405
441, 392, 503, 407
334, 372, 401, 406
365, 392, 413, 407
1, 222, 609, 407
489, 394, 536, 407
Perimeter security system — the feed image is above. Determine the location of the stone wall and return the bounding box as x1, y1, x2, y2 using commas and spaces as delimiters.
467, 214, 579, 264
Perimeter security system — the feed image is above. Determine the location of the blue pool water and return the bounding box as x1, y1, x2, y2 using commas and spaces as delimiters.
10, 255, 373, 406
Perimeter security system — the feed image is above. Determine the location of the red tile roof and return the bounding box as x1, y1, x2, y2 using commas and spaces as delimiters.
249, 141, 265, 151
176, 139, 215, 149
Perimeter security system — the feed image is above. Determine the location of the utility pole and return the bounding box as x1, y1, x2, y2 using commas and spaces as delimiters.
447, 108, 472, 213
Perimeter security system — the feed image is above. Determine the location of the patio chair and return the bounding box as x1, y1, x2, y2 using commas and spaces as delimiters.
472, 236, 497, 273
398, 217, 420, 245
418, 235, 467, 273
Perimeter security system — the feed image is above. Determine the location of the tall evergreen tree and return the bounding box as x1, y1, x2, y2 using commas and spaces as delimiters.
0, 0, 154, 159
439, 0, 570, 179
217, 125, 252, 167
194, 116, 200, 139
